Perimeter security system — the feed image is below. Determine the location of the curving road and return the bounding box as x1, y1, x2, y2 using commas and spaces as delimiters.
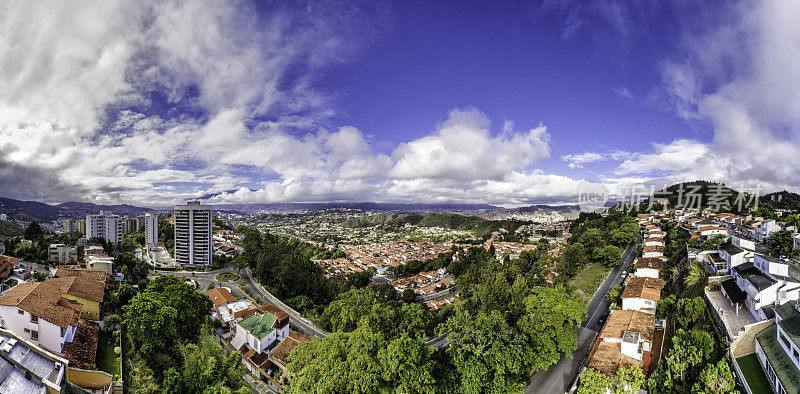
524, 236, 640, 394
149, 266, 330, 338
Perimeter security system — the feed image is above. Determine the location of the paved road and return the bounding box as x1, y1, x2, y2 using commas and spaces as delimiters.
524, 236, 640, 394
149, 267, 330, 338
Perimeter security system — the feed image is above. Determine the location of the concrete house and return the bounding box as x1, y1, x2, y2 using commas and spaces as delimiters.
621, 277, 661, 315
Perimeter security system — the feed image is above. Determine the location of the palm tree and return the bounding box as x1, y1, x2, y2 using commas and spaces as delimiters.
684, 260, 709, 289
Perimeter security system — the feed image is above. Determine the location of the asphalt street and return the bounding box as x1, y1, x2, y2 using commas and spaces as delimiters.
524, 237, 640, 394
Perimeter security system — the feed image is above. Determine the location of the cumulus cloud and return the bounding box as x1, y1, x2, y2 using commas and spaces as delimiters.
391, 108, 550, 181
639, 0, 800, 192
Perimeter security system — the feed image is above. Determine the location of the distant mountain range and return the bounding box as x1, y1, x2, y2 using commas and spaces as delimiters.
0, 197, 152, 222
212, 202, 501, 213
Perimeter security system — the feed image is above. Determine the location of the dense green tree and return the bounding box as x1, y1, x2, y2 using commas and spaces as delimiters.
771, 230, 795, 256
613, 365, 645, 393
606, 285, 624, 305
288, 325, 419, 393
691, 359, 739, 394
577, 368, 611, 394
676, 297, 707, 328
558, 242, 588, 278
347, 270, 372, 288
123, 293, 178, 357
684, 260, 709, 291
24, 221, 44, 240
156, 280, 213, 341
594, 245, 622, 267
579, 228, 606, 251
611, 229, 635, 246
440, 286, 586, 393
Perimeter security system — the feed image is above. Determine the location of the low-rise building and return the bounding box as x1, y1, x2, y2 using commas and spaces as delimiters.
755, 301, 800, 394
621, 277, 661, 314
54, 268, 109, 286
632, 258, 662, 279
642, 245, 665, 259
207, 287, 254, 327
0, 282, 81, 354
588, 309, 655, 376
48, 244, 77, 265
231, 304, 290, 365
44, 276, 105, 321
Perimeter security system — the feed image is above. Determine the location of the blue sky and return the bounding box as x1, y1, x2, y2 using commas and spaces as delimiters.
0, 0, 798, 206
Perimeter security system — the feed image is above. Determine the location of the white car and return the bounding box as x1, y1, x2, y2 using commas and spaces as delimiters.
620, 270, 628, 278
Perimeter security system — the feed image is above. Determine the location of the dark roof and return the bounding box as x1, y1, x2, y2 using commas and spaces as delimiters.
720, 242, 744, 256
757, 324, 800, 393
733, 263, 777, 291
776, 303, 800, 349
758, 253, 784, 263
707, 253, 724, 263
720, 278, 746, 303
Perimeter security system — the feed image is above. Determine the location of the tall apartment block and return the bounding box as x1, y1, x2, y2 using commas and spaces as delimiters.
174, 202, 212, 266
144, 212, 159, 247
86, 211, 123, 243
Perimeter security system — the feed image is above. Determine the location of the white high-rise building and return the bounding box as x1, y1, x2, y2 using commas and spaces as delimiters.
145, 212, 159, 246
86, 211, 123, 244
174, 202, 212, 266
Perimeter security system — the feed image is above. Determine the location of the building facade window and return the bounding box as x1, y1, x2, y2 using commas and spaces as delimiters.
30, 331, 38, 340
30, 315, 38, 324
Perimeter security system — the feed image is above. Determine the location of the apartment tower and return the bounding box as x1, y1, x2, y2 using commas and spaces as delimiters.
86, 211, 123, 243
144, 212, 159, 247
174, 202, 212, 266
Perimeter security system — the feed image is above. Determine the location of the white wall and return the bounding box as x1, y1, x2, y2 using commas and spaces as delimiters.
622, 297, 657, 314
633, 268, 659, 279
0, 306, 71, 353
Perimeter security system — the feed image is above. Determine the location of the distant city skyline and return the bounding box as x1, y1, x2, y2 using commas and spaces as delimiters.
1, 1, 799, 206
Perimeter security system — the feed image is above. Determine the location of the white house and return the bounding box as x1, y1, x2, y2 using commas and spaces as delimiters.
755, 301, 800, 394
632, 258, 662, 279
698, 226, 730, 238
621, 277, 661, 315
718, 237, 752, 275
731, 254, 800, 320
756, 219, 781, 242
644, 237, 664, 247
587, 310, 655, 377
642, 245, 665, 259
230, 304, 291, 373
0, 282, 80, 354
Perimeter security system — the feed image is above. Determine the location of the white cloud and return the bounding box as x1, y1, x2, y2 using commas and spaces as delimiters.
614, 139, 708, 176
562, 150, 633, 169
643, 0, 800, 192
390, 108, 551, 181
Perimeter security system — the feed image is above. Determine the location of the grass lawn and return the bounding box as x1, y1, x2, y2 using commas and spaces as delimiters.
215, 272, 239, 282
736, 354, 771, 394
570, 262, 612, 303
96, 331, 120, 377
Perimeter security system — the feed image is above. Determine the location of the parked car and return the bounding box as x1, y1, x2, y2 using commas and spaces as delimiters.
620, 270, 628, 278
598, 315, 607, 326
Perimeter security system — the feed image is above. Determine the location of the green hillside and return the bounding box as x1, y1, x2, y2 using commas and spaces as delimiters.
760, 190, 800, 211
340, 212, 524, 236
0, 221, 23, 237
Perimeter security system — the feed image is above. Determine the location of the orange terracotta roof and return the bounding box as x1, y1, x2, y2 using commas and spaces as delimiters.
45, 276, 105, 303
0, 282, 82, 328
55, 268, 108, 283
206, 287, 237, 308
272, 331, 311, 364
622, 277, 662, 302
